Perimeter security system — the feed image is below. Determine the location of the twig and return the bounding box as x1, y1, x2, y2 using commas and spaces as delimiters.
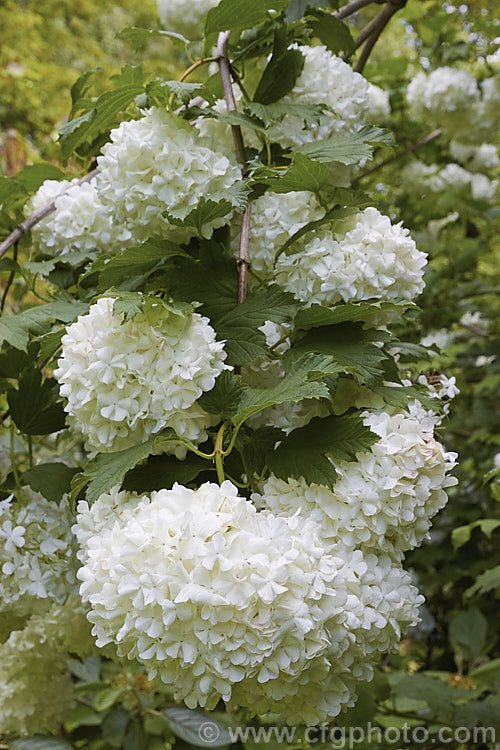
352, 128, 443, 183
0, 168, 98, 260
0, 242, 18, 311
216, 30, 251, 309
178, 56, 217, 83
354, 0, 407, 73
335, 0, 381, 20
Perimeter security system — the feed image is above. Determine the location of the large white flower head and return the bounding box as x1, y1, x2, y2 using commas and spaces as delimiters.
54, 297, 227, 454
96, 108, 242, 243
366, 82, 391, 123
264, 45, 369, 149
407, 67, 480, 127
400, 161, 445, 193
27, 178, 132, 256
274, 206, 427, 306
158, 0, 219, 38
255, 404, 458, 559
449, 141, 499, 172
0, 489, 78, 618
76, 481, 351, 712
440, 163, 498, 201
0, 597, 94, 736
232, 190, 325, 277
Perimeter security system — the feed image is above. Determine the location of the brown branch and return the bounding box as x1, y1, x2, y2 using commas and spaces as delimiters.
216, 29, 251, 308
352, 128, 443, 183
354, 0, 407, 73
335, 0, 382, 20
0, 168, 98, 260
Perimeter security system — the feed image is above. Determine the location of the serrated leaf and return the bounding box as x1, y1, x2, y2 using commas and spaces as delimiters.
0, 299, 88, 352
81, 438, 158, 505
266, 413, 377, 488
59, 84, 144, 164
166, 80, 205, 105
95, 238, 188, 291
295, 300, 413, 328
119, 26, 189, 50
162, 707, 232, 748
123, 453, 208, 492
300, 126, 394, 165
200, 107, 266, 133
0, 176, 29, 210
14, 163, 66, 194
465, 565, 500, 599
452, 519, 500, 550
261, 152, 330, 193
254, 47, 304, 105
216, 286, 297, 366
286, 0, 339, 21
164, 183, 250, 235
205, 0, 289, 34
8, 369, 66, 435
245, 101, 324, 128
293, 323, 387, 383
371, 384, 440, 412
9, 739, 72, 750
307, 11, 355, 55
198, 371, 246, 419
93, 686, 127, 712
22, 462, 78, 502
239, 426, 283, 478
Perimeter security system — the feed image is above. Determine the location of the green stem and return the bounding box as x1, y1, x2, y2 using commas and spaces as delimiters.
222, 421, 243, 457
27, 435, 33, 469
214, 422, 227, 484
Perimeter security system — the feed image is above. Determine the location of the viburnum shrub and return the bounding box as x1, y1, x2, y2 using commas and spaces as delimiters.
2, 0, 499, 742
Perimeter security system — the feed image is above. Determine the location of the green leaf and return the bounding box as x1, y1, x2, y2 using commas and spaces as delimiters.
216, 286, 297, 365
70, 69, 100, 116
260, 152, 330, 194
452, 519, 500, 550
470, 658, 500, 690
8, 369, 66, 435
465, 565, 500, 599
239, 426, 283, 478
58, 84, 144, 164
93, 686, 127, 712
123, 453, 208, 493
245, 101, 324, 128
164, 183, 250, 235
254, 47, 304, 105
266, 413, 377, 488
162, 707, 232, 748
0, 299, 88, 352
22, 462, 78, 502
276, 205, 359, 259
0, 176, 28, 210
371, 384, 440, 413
200, 108, 266, 133
449, 609, 488, 663
14, 163, 66, 193
232, 354, 334, 426
9, 740, 72, 750
286, 0, 339, 21
119, 26, 190, 50
198, 371, 246, 419
293, 323, 388, 383
295, 300, 412, 328
166, 80, 205, 105
95, 238, 188, 291
306, 11, 355, 55
393, 674, 457, 720
300, 126, 394, 164
205, 0, 290, 34
102, 709, 129, 748
67, 656, 101, 682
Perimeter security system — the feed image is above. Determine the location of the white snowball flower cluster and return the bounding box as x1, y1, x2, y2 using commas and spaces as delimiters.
0, 489, 78, 618
406, 67, 479, 124
76, 481, 356, 717
234, 190, 325, 277
401, 161, 498, 201
264, 45, 370, 149
27, 178, 132, 257
274, 207, 427, 306
366, 82, 391, 123
96, 108, 242, 243
255, 404, 458, 559
449, 141, 499, 172
54, 297, 228, 455
157, 0, 218, 37
0, 597, 94, 736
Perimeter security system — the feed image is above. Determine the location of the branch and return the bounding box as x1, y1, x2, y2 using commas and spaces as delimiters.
216, 30, 251, 306
352, 128, 443, 183
334, 0, 382, 20
354, 0, 407, 73
0, 168, 98, 260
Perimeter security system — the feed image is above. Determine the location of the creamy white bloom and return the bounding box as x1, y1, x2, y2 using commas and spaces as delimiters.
96, 109, 242, 243
400, 161, 445, 193
0, 489, 78, 618
0, 597, 94, 736
407, 67, 479, 123
264, 45, 369, 149
366, 83, 391, 123
54, 297, 227, 454
401, 161, 497, 201
255, 404, 458, 558
449, 141, 499, 172
233, 191, 325, 277
157, 0, 219, 37
275, 207, 426, 306
420, 328, 454, 350
27, 178, 132, 256
76, 481, 352, 712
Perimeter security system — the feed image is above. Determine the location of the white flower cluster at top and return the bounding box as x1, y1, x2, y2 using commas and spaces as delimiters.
157, 0, 218, 37
0, 489, 78, 618
274, 206, 427, 306
75, 481, 424, 724
54, 297, 228, 455
0, 596, 95, 736
401, 161, 498, 201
